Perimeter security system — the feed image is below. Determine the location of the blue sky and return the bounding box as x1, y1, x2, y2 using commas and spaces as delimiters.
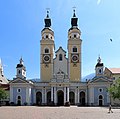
0, 0, 120, 80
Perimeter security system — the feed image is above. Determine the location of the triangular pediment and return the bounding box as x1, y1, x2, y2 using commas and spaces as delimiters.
90, 76, 109, 83
10, 78, 29, 84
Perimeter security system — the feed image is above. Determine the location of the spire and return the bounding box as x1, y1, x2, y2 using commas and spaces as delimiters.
46, 10, 49, 18
73, 8, 76, 17
97, 55, 101, 63
44, 8, 51, 28
0, 58, 4, 76
96, 55, 103, 67
71, 7, 78, 28
20, 57, 24, 65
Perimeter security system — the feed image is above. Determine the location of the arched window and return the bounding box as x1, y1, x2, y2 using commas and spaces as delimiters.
99, 69, 102, 73
59, 54, 62, 61
19, 70, 21, 74
45, 48, 49, 53
73, 47, 77, 52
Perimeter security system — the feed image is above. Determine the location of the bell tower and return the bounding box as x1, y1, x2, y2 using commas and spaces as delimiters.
16, 57, 26, 79
95, 56, 104, 76
68, 9, 82, 81
40, 10, 55, 81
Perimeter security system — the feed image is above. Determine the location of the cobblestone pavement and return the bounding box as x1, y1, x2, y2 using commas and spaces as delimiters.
0, 106, 120, 119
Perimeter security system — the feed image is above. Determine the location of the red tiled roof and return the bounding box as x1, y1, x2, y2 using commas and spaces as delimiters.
108, 68, 120, 74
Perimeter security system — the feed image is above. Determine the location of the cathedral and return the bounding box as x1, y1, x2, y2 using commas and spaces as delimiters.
6, 10, 119, 106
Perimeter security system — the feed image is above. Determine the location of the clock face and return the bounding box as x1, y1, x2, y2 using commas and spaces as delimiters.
43, 55, 50, 63
71, 55, 79, 63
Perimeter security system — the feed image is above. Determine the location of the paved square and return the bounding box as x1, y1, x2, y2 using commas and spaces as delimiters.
0, 106, 120, 119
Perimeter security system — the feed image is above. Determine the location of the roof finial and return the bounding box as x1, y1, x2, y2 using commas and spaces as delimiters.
20, 56, 24, 65
46, 8, 50, 18
73, 7, 76, 17
97, 55, 101, 63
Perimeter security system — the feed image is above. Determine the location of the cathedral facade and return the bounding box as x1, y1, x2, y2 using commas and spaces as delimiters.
9, 11, 113, 106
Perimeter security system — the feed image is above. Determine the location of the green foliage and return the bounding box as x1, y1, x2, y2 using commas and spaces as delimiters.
108, 78, 120, 100
0, 88, 7, 101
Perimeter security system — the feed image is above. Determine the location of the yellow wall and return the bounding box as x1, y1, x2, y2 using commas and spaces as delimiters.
41, 64, 53, 81
70, 63, 81, 81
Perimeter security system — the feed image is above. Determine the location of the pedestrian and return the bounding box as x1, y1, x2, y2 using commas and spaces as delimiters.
108, 104, 113, 113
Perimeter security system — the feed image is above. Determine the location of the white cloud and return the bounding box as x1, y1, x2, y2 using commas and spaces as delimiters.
97, 0, 101, 5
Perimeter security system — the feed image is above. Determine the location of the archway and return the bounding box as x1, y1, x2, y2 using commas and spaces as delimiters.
69, 92, 75, 105
17, 96, 21, 106
36, 92, 42, 105
57, 90, 64, 106
47, 91, 51, 105
99, 95, 103, 106
80, 91, 85, 106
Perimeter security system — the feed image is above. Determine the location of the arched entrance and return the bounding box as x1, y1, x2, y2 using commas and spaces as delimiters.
69, 92, 75, 105
57, 90, 64, 106
47, 91, 51, 105
36, 92, 42, 105
17, 96, 21, 106
99, 95, 103, 106
80, 91, 85, 106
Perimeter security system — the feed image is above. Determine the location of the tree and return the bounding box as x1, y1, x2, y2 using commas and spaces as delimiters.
108, 78, 120, 100
0, 88, 8, 105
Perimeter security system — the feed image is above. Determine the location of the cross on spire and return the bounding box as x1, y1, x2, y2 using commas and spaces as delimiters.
73, 7, 76, 17
97, 55, 101, 63
46, 8, 50, 18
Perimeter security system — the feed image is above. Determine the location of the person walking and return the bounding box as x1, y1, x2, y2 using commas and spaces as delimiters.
108, 104, 113, 113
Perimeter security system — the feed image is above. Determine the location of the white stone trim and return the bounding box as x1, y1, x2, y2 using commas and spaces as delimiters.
64, 87, 66, 103
54, 87, 57, 104
67, 87, 69, 102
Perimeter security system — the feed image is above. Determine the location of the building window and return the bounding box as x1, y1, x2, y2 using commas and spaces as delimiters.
59, 54, 62, 61
98, 88, 103, 92
19, 70, 21, 74
73, 47, 77, 52
46, 35, 48, 38
17, 88, 21, 93
45, 48, 49, 53
99, 69, 102, 74
74, 34, 76, 38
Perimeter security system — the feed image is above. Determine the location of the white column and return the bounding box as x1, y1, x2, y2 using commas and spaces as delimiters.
33, 89, 36, 103
85, 89, 87, 105
75, 89, 77, 104
90, 87, 94, 105
51, 87, 54, 102
77, 88, 79, 104
42, 88, 44, 104
64, 87, 66, 103
67, 87, 69, 102
26, 87, 29, 105
54, 87, 57, 104
29, 88, 31, 105
10, 86, 13, 102
107, 92, 110, 104
44, 88, 47, 104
